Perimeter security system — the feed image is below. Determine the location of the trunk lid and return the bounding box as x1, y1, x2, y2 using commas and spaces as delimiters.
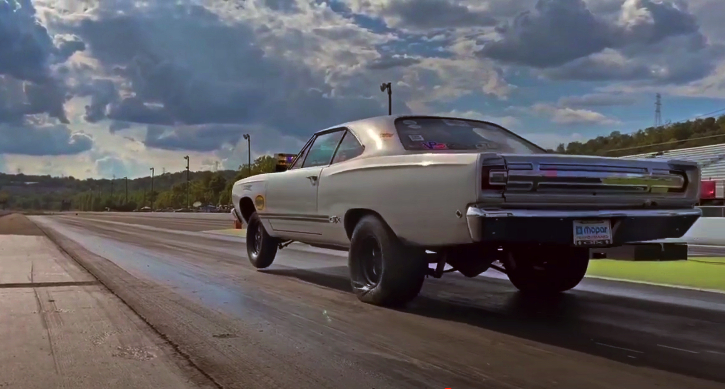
479, 153, 700, 209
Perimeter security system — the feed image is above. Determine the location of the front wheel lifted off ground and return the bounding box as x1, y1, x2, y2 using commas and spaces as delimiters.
246, 212, 279, 269
348, 215, 427, 307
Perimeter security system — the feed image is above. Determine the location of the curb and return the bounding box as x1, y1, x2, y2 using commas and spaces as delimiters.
585, 275, 725, 295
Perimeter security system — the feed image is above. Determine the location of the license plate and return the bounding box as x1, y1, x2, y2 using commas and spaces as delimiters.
573, 220, 612, 246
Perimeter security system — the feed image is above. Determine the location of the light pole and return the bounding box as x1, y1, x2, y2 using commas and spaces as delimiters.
124, 177, 128, 203
149, 167, 155, 211
184, 155, 190, 210
380, 82, 392, 115
242, 134, 251, 177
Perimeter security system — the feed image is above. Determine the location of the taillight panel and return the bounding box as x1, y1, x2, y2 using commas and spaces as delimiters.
664, 170, 688, 193
481, 166, 508, 190
701, 180, 716, 199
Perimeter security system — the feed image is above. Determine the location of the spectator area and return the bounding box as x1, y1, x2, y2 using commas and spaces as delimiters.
621, 143, 725, 180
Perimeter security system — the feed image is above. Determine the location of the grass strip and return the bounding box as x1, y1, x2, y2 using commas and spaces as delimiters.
587, 258, 725, 292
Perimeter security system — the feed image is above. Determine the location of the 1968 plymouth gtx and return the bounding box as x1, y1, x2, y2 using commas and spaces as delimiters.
231, 115, 702, 306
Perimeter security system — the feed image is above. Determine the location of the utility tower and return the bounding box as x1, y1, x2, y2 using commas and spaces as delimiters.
654, 93, 662, 128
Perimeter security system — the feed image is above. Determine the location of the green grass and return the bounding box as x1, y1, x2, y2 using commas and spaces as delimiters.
587, 258, 725, 292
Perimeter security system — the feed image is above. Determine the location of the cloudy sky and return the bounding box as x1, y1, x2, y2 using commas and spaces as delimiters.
1, 0, 724, 178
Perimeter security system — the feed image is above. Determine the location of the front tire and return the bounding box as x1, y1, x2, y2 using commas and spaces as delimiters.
246, 212, 278, 269
506, 246, 589, 293
348, 215, 427, 307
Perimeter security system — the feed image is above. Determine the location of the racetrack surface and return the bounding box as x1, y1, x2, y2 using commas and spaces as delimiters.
32, 213, 725, 388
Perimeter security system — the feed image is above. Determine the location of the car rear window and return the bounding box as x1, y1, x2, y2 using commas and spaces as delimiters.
394, 117, 545, 154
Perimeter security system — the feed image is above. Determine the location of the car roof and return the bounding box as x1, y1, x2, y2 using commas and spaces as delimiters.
310, 114, 544, 157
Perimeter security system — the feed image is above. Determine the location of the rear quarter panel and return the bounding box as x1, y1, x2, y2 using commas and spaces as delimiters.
318, 153, 480, 247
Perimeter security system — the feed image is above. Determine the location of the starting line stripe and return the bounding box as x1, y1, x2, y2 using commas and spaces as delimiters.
203, 229, 246, 236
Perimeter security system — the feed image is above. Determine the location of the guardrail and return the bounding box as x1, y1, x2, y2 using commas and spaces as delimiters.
680, 216, 725, 245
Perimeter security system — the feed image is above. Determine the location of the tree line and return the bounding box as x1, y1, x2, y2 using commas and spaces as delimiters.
556, 113, 725, 157
0, 155, 277, 211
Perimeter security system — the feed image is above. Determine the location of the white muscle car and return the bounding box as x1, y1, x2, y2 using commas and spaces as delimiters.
231, 115, 702, 306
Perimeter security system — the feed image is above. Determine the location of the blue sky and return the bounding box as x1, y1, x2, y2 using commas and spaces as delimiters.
1, 0, 724, 178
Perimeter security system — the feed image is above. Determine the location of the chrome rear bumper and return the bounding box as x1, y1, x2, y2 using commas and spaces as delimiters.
466, 207, 702, 246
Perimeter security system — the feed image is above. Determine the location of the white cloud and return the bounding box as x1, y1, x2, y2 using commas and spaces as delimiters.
690, 0, 725, 42
0, 0, 723, 178
438, 109, 521, 128
656, 61, 725, 99
519, 131, 586, 149
530, 103, 620, 125
557, 92, 638, 107
596, 59, 725, 99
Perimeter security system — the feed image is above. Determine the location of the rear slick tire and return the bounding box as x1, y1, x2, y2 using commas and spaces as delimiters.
246, 212, 278, 269
506, 246, 589, 293
348, 215, 427, 307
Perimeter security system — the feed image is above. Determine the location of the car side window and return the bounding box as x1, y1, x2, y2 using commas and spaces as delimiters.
302, 130, 346, 168
331, 131, 364, 164
289, 137, 314, 170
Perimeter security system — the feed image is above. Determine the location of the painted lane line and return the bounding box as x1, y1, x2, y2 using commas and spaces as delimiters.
585, 275, 725, 295
657, 344, 700, 354
594, 342, 644, 354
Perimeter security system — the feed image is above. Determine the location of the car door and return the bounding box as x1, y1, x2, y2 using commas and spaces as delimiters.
264, 129, 346, 239
316, 129, 366, 245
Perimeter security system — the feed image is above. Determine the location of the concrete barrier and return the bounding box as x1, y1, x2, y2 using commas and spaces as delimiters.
678, 217, 725, 245
591, 243, 688, 261
646, 218, 725, 246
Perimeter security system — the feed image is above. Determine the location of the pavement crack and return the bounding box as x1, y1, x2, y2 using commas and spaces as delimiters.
212, 333, 237, 339
0, 281, 100, 289
657, 344, 700, 354
594, 342, 644, 354
33, 287, 62, 375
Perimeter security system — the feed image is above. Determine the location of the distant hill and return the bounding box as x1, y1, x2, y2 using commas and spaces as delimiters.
0, 169, 238, 194
557, 114, 725, 157
0, 155, 277, 211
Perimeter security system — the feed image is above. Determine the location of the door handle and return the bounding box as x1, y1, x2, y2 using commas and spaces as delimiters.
307, 175, 318, 185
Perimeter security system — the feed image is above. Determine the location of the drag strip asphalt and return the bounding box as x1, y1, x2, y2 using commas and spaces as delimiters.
32, 213, 725, 388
